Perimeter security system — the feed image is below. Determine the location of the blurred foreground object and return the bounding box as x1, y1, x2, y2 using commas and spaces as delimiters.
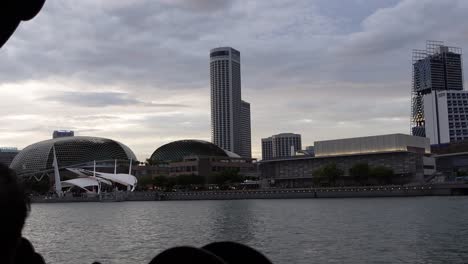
0, 0, 46, 48
149, 242, 273, 264
0, 164, 45, 264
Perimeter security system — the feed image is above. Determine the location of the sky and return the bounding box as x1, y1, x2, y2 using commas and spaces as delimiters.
1, 0, 468, 160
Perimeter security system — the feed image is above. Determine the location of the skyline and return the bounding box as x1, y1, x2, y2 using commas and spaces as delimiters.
1, 0, 468, 160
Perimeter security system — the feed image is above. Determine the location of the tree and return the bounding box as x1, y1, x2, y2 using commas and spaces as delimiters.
176, 174, 205, 186
314, 163, 343, 186
153, 175, 168, 188
369, 166, 394, 185
207, 169, 244, 185
349, 163, 370, 185
23, 176, 50, 194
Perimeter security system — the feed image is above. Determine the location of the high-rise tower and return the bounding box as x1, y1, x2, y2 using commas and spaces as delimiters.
411, 41, 463, 139
240, 100, 252, 158
210, 47, 251, 157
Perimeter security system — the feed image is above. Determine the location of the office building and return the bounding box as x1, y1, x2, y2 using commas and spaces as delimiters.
53, 130, 74, 139
262, 138, 273, 160
0, 147, 19, 166
210, 47, 251, 158
261, 133, 302, 160
411, 41, 463, 137
424, 90, 468, 144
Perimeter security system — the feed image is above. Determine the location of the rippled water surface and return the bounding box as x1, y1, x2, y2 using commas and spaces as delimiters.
24, 197, 468, 264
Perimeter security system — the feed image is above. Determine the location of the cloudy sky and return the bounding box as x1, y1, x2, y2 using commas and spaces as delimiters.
1, 0, 468, 160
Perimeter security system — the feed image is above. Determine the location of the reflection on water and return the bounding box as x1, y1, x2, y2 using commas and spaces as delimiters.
24, 197, 468, 264
211, 200, 254, 242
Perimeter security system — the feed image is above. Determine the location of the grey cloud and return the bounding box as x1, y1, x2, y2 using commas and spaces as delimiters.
43, 91, 188, 108
161, 0, 233, 12
44, 92, 142, 107
2, 0, 468, 159
335, 0, 468, 56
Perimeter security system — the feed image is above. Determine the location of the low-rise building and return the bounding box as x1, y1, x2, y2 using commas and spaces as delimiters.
149, 140, 257, 178
260, 134, 433, 188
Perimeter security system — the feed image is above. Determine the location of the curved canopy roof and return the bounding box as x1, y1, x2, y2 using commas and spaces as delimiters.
66, 168, 138, 191
96, 172, 138, 191
10, 136, 137, 176
150, 140, 240, 162
62, 178, 99, 193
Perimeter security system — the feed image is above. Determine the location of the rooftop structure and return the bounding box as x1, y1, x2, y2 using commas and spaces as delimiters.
314, 133, 430, 157
53, 130, 74, 139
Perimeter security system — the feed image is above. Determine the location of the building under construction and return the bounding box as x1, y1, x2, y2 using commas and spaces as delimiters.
411, 41, 464, 138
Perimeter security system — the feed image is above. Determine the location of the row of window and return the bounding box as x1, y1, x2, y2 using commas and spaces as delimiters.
449, 130, 468, 136
448, 108, 468, 113
448, 115, 468, 121
447, 93, 468, 99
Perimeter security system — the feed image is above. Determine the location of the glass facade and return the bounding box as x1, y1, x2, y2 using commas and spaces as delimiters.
10, 136, 137, 177
150, 140, 237, 163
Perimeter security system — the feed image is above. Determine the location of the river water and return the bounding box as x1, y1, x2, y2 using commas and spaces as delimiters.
24, 197, 468, 264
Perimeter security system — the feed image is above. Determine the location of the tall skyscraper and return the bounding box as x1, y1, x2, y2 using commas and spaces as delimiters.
261, 133, 302, 160
411, 41, 463, 138
210, 47, 251, 157
240, 100, 252, 158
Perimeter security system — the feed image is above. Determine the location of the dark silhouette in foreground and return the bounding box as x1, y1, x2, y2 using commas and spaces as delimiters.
0, 164, 45, 264
0, 0, 46, 48
148, 242, 273, 264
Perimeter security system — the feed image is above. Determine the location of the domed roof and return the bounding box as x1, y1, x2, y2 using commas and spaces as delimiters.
10, 136, 137, 176
150, 140, 240, 162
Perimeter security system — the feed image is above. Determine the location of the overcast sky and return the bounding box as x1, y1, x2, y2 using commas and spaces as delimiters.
1, 0, 468, 160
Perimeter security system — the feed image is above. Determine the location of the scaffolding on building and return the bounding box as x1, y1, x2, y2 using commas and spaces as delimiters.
410, 40, 463, 136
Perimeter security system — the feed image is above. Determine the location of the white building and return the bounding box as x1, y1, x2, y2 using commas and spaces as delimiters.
210, 47, 251, 158
262, 133, 302, 160
424, 90, 468, 145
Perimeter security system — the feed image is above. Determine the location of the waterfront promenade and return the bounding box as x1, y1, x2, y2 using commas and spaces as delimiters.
30, 183, 468, 203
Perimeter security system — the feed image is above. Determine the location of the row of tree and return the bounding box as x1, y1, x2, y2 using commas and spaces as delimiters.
313, 163, 394, 186
137, 169, 246, 191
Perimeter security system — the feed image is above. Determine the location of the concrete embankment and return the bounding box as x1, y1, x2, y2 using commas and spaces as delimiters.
160, 185, 457, 201
30, 184, 468, 203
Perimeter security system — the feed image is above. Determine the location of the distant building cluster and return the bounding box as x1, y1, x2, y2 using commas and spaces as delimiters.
7, 42, 468, 191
